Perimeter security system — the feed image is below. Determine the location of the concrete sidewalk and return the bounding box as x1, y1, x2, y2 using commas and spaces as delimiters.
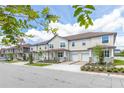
11, 61, 28, 65
42, 64, 81, 72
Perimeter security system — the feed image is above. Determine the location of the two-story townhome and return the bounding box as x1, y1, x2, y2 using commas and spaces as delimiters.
30, 32, 117, 64
0, 44, 30, 60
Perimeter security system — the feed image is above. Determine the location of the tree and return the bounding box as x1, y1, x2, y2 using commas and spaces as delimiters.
0, 6, 60, 45
7, 53, 14, 61
73, 5, 95, 29
93, 45, 104, 64
29, 52, 33, 64
0, 5, 95, 45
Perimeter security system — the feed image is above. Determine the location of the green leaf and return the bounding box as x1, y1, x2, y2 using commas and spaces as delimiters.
85, 5, 95, 10
84, 10, 92, 14
41, 7, 49, 15
74, 7, 83, 17
85, 23, 89, 29
77, 14, 84, 22
88, 18, 93, 25
72, 5, 80, 9
80, 20, 85, 26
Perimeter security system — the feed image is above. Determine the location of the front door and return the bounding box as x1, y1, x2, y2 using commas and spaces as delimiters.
58, 52, 64, 62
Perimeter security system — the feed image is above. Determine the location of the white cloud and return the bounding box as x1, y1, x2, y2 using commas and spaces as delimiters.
25, 29, 54, 44
49, 22, 85, 36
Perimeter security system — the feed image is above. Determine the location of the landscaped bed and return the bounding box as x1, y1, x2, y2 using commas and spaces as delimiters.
80, 63, 124, 75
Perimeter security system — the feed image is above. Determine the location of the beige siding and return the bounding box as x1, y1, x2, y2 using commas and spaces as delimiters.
69, 34, 115, 51
48, 36, 68, 50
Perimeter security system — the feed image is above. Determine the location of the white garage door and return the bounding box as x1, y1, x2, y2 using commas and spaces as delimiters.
72, 54, 79, 62
82, 52, 89, 63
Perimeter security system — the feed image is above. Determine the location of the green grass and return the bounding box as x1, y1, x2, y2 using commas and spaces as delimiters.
113, 59, 124, 65
26, 63, 51, 67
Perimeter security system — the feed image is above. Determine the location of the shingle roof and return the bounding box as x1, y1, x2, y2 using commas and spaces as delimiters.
63, 32, 117, 40
31, 40, 49, 46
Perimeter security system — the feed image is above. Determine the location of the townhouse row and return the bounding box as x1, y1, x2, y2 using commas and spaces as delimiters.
0, 32, 117, 64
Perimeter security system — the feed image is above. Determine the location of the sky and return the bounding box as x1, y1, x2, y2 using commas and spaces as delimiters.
23, 5, 124, 50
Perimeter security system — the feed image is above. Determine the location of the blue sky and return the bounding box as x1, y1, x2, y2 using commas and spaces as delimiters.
32, 5, 121, 24
25, 5, 124, 49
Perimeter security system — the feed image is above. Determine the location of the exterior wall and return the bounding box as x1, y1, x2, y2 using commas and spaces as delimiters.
69, 34, 114, 51
48, 36, 69, 50
92, 48, 114, 63
0, 46, 30, 60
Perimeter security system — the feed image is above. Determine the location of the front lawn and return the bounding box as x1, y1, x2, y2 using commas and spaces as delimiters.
26, 63, 51, 67
113, 59, 124, 66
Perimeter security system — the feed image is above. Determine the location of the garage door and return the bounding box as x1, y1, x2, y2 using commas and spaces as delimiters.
82, 52, 89, 63
72, 54, 79, 62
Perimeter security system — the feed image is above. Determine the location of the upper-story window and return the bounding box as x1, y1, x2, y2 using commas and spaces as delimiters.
31, 48, 33, 51
45, 46, 47, 49
82, 42, 86, 46
102, 35, 109, 43
72, 41, 75, 47
60, 42, 65, 48
49, 44, 54, 48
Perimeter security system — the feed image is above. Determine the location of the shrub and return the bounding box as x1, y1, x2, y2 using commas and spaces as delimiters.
85, 66, 90, 71
112, 68, 119, 73
89, 66, 95, 71
80, 66, 86, 71
98, 67, 105, 72
120, 68, 124, 73
118, 68, 123, 73
107, 68, 113, 72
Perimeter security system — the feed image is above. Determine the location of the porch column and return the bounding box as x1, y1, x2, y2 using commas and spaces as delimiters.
64, 51, 66, 57
89, 49, 92, 63
64, 51, 66, 61
111, 48, 114, 63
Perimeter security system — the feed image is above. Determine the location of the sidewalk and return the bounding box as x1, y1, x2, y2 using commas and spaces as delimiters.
11, 61, 28, 65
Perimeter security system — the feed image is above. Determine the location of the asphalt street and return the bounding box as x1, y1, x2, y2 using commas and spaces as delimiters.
0, 63, 124, 88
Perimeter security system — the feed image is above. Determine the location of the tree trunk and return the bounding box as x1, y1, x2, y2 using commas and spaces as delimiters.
29, 52, 33, 64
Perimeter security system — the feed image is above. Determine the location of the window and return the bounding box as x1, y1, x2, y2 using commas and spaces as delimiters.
82, 42, 86, 46
104, 50, 109, 57
31, 48, 33, 51
58, 52, 63, 57
72, 41, 75, 47
102, 35, 109, 43
49, 44, 54, 48
60, 42, 65, 48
